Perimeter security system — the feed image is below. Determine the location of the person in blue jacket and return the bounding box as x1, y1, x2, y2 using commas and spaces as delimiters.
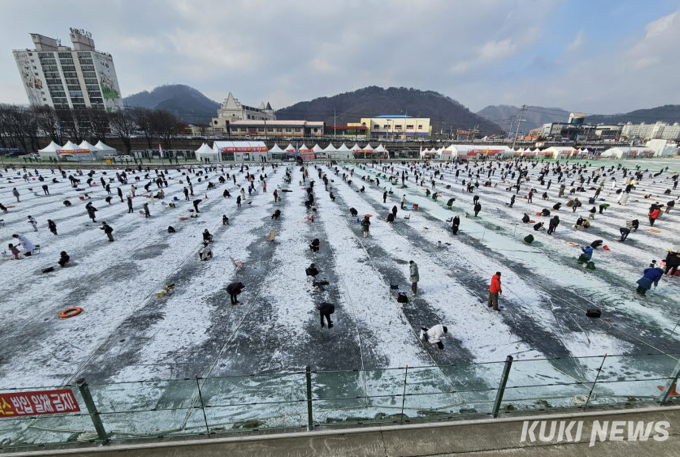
636, 263, 664, 296
578, 246, 593, 264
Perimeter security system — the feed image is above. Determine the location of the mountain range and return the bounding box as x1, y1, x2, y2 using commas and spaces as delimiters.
476, 104, 680, 132
275, 86, 502, 134
123, 84, 220, 124
123, 84, 680, 133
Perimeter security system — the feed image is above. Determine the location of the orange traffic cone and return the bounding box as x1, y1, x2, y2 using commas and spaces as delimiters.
657, 383, 680, 397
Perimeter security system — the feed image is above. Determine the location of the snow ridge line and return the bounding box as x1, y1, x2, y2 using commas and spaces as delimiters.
351, 164, 675, 356
330, 166, 457, 389
63, 169, 279, 385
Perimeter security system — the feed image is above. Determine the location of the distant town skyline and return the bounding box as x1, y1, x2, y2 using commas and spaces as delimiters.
2, 0, 680, 114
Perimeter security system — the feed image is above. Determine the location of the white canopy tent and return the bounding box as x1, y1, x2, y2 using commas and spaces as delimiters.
284, 143, 296, 153
312, 144, 324, 153
646, 139, 679, 157
268, 144, 285, 154
94, 141, 117, 153
329, 143, 352, 159
58, 140, 94, 161
196, 143, 219, 162
544, 146, 578, 160
37, 141, 62, 159
212, 141, 268, 162
323, 143, 337, 153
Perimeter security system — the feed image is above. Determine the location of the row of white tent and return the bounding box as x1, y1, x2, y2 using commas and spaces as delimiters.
420, 144, 678, 159
195, 141, 679, 162
38, 140, 117, 160
195, 142, 390, 161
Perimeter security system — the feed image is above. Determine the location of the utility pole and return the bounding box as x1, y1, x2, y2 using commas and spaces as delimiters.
512, 105, 526, 150
334, 109, 337, 139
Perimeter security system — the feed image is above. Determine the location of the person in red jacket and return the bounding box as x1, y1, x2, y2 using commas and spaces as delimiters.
488, 272, 502, 311
649, 208, 660, 226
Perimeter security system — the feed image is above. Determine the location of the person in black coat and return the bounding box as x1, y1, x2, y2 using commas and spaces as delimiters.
193, 199, 202, 213
100, 222, 114, 242
48, 219, 58, 235
522, 213, 530, 223
349, 207, 358, 217
85, 202, 97, 222
591, 239, 604, 249
305, 263, 319, 279
451, 215, 460, 235
383, 191, 387, 203
552, 202, 562, 211
58, 251, 70, 267
272, 209, 281, 220
665, 250, 680, 276
309, 239, 320, 253
547, 216, 560, 235
226, 282, 245, 305
391, 206, 398, 217
318, 302, 335, 328
202, 229, 213, 243
473, 202, 482, 217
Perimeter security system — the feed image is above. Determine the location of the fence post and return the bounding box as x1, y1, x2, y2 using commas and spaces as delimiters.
306, 366, 314, 431
194, 375, 211, 435
76, 378, 109, 444
658, 359, 680, 404
584, 354, 608, 411
492, 356, 513, 418
400, 365, 409, 425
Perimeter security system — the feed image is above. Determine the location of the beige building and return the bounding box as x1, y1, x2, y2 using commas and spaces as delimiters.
229, 120, 324, 137
350, 115, 432, 139
211, 92, 275, 132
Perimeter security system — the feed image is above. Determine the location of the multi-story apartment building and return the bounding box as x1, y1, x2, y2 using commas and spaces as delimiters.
13, 29, 123, 111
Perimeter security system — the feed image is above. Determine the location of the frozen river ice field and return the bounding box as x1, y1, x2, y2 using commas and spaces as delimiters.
1, 158, 680, 438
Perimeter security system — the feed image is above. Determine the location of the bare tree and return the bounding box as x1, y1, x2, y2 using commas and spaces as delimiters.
109, 109, 135, 152
33, 106, 61, 143
86, 108, 110, 142
130, 107, 155, 149
55, 109, 83, 143
149, 110, 182, 149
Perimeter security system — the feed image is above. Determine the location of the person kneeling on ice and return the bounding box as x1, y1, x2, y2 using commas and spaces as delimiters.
533, 221, 545, 232
636, 262, 664, 296
420, 325, 448, 350
578, 246, 594, 264
58, 251, 70, 267
198, 242, 213, 261
309, 238, 320, 253
306, 263, 320, 280
522, 213, 530, 223
226, 282, 245, 305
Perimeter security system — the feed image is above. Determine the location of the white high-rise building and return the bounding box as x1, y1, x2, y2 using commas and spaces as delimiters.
13, 29, 123, 111
621, 121, 680, 141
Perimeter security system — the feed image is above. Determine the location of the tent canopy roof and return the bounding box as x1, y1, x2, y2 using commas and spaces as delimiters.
95, 141, 116, 151
38, 141, 62, 153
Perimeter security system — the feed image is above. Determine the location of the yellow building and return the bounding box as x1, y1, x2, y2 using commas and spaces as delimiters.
352, 115, 432, 139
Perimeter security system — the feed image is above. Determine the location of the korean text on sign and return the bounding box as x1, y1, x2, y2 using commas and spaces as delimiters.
0, 389, 80, 417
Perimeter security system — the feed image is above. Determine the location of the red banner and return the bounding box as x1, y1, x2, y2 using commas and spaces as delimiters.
221, 147, 267, 153
0, 389, 80, 418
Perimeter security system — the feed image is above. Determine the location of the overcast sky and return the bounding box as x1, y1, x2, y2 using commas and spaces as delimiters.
2, 0, 679, 115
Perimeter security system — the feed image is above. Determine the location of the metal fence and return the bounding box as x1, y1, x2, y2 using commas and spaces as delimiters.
2, 353, 680, 450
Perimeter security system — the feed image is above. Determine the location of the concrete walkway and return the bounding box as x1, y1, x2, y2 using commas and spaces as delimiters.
11, 405, 680, 456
